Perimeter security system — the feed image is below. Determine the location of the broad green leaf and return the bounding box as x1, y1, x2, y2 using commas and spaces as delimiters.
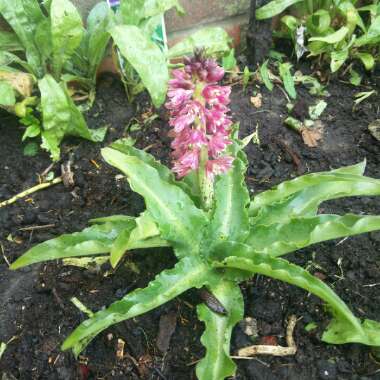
39, 74, 107, 161
62, 257, 210, 354
260, 60, 274, 91
249, 161, 366, 216
167, 27, 231, 59
216, 254, 380, 345
306, 10, 331, 35
354, 15, 380, 46
252, 173, 380, 226
35, 19, 52, 68
222, 49, 237, 70
196, 280, 243, 380
309, 27, 349, 44
256, 0, 303, 19
330, 49, 348, 73
355, 52, 375, 70
110, 25, 168, 107
338, 2, 365, 34
101, 148, 208, 256
50, 0, 84, 79
0, 51, 35, 74
0, 31, 23, 51
349, 68, 362, 86
10, 220, 135, 269
85, 2, 113, 82
279, 62, 296, 99
110, 212, 169, 267
117, 0, 183, 25
281, 15, 299, 33
0, 0, 44, 76
0, 81, 16, 106
205, 156, 250, 256
246, 214, 380, 257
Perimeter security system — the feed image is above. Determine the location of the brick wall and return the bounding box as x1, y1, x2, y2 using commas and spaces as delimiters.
73, 0, 250, 46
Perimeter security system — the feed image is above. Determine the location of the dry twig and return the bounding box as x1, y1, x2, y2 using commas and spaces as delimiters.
237, 315, 298, 357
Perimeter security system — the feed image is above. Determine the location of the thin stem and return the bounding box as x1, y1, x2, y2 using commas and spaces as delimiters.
198, 146, 213, 210
0, 177, 63, 208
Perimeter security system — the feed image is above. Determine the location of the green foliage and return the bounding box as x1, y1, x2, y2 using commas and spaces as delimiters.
110, 0, 231, 105
38, 75, 106, 160
11, 130, 380, 380
256, 0, 380, 73
0, 0, 110, 160
110, 25, 169, 107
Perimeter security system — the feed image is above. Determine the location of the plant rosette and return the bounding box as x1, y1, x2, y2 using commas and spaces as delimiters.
11, 55, 380, 380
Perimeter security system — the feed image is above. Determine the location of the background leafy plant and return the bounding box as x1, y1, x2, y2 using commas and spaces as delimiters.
11, 136, 380, 379
0, 0, 110, 160
256, 0, 380, 73
109, 0, 232, 106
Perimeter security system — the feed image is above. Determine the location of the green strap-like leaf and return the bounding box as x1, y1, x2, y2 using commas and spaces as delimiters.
110, 25, 168, 107
111, 139, 200, 204
215, 254, 380, 346
50, 0, 84, 79
309, 27, 349, 44
256, 0, 303, 20
102, 147, 208, 256
167, 27, 231, 59
253, 174, 380, 226
62, 257, 210, 353
0, 31, 23, 52
10, 220, 135, 269
250, 162, 365, 216
196, 280, 243, 380
279, 62, 296, 100
84, 2, 113, 82
110, 212, 169, 267
246, 214, 380, 257
205, 156, 249, 256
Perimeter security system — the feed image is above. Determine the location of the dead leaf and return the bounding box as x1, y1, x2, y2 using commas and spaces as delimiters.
0, 71, 33, 97
250, 94, 262, 108
116, 338, 125, 359
301, 121, 324, 147
156, 311, 177, 354
368, 120, 380, 141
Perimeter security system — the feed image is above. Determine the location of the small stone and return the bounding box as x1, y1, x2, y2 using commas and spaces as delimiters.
239, 317, 258, 337
317, 359, 337, 380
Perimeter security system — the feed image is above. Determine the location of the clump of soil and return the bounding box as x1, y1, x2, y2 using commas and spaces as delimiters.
0, 73, 379, 379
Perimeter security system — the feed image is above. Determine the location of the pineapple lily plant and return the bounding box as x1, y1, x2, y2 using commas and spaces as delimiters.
10, 54, 380, 380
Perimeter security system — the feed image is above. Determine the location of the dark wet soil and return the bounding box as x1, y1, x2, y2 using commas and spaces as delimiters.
0, 71, 380, 380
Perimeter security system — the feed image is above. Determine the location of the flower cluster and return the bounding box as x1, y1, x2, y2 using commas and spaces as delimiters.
165, 53, 233, 180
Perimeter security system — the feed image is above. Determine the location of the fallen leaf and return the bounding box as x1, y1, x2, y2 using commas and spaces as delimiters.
368, 120, 380, 141
301, 121, 324, 147
0, 71, 34, 97
250, 93, 262, 108
156, 311, 177, 354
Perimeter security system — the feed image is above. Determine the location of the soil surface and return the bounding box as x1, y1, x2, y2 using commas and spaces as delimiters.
0, 71, 380, 380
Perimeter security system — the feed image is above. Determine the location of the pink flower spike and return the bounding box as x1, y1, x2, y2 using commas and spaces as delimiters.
208, 134, 232, 157
172, 149, 200, 178
204, 59, 225, 82
202, 85, 231, 106
206, 156, 234, 180
166, 88, 193, 110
